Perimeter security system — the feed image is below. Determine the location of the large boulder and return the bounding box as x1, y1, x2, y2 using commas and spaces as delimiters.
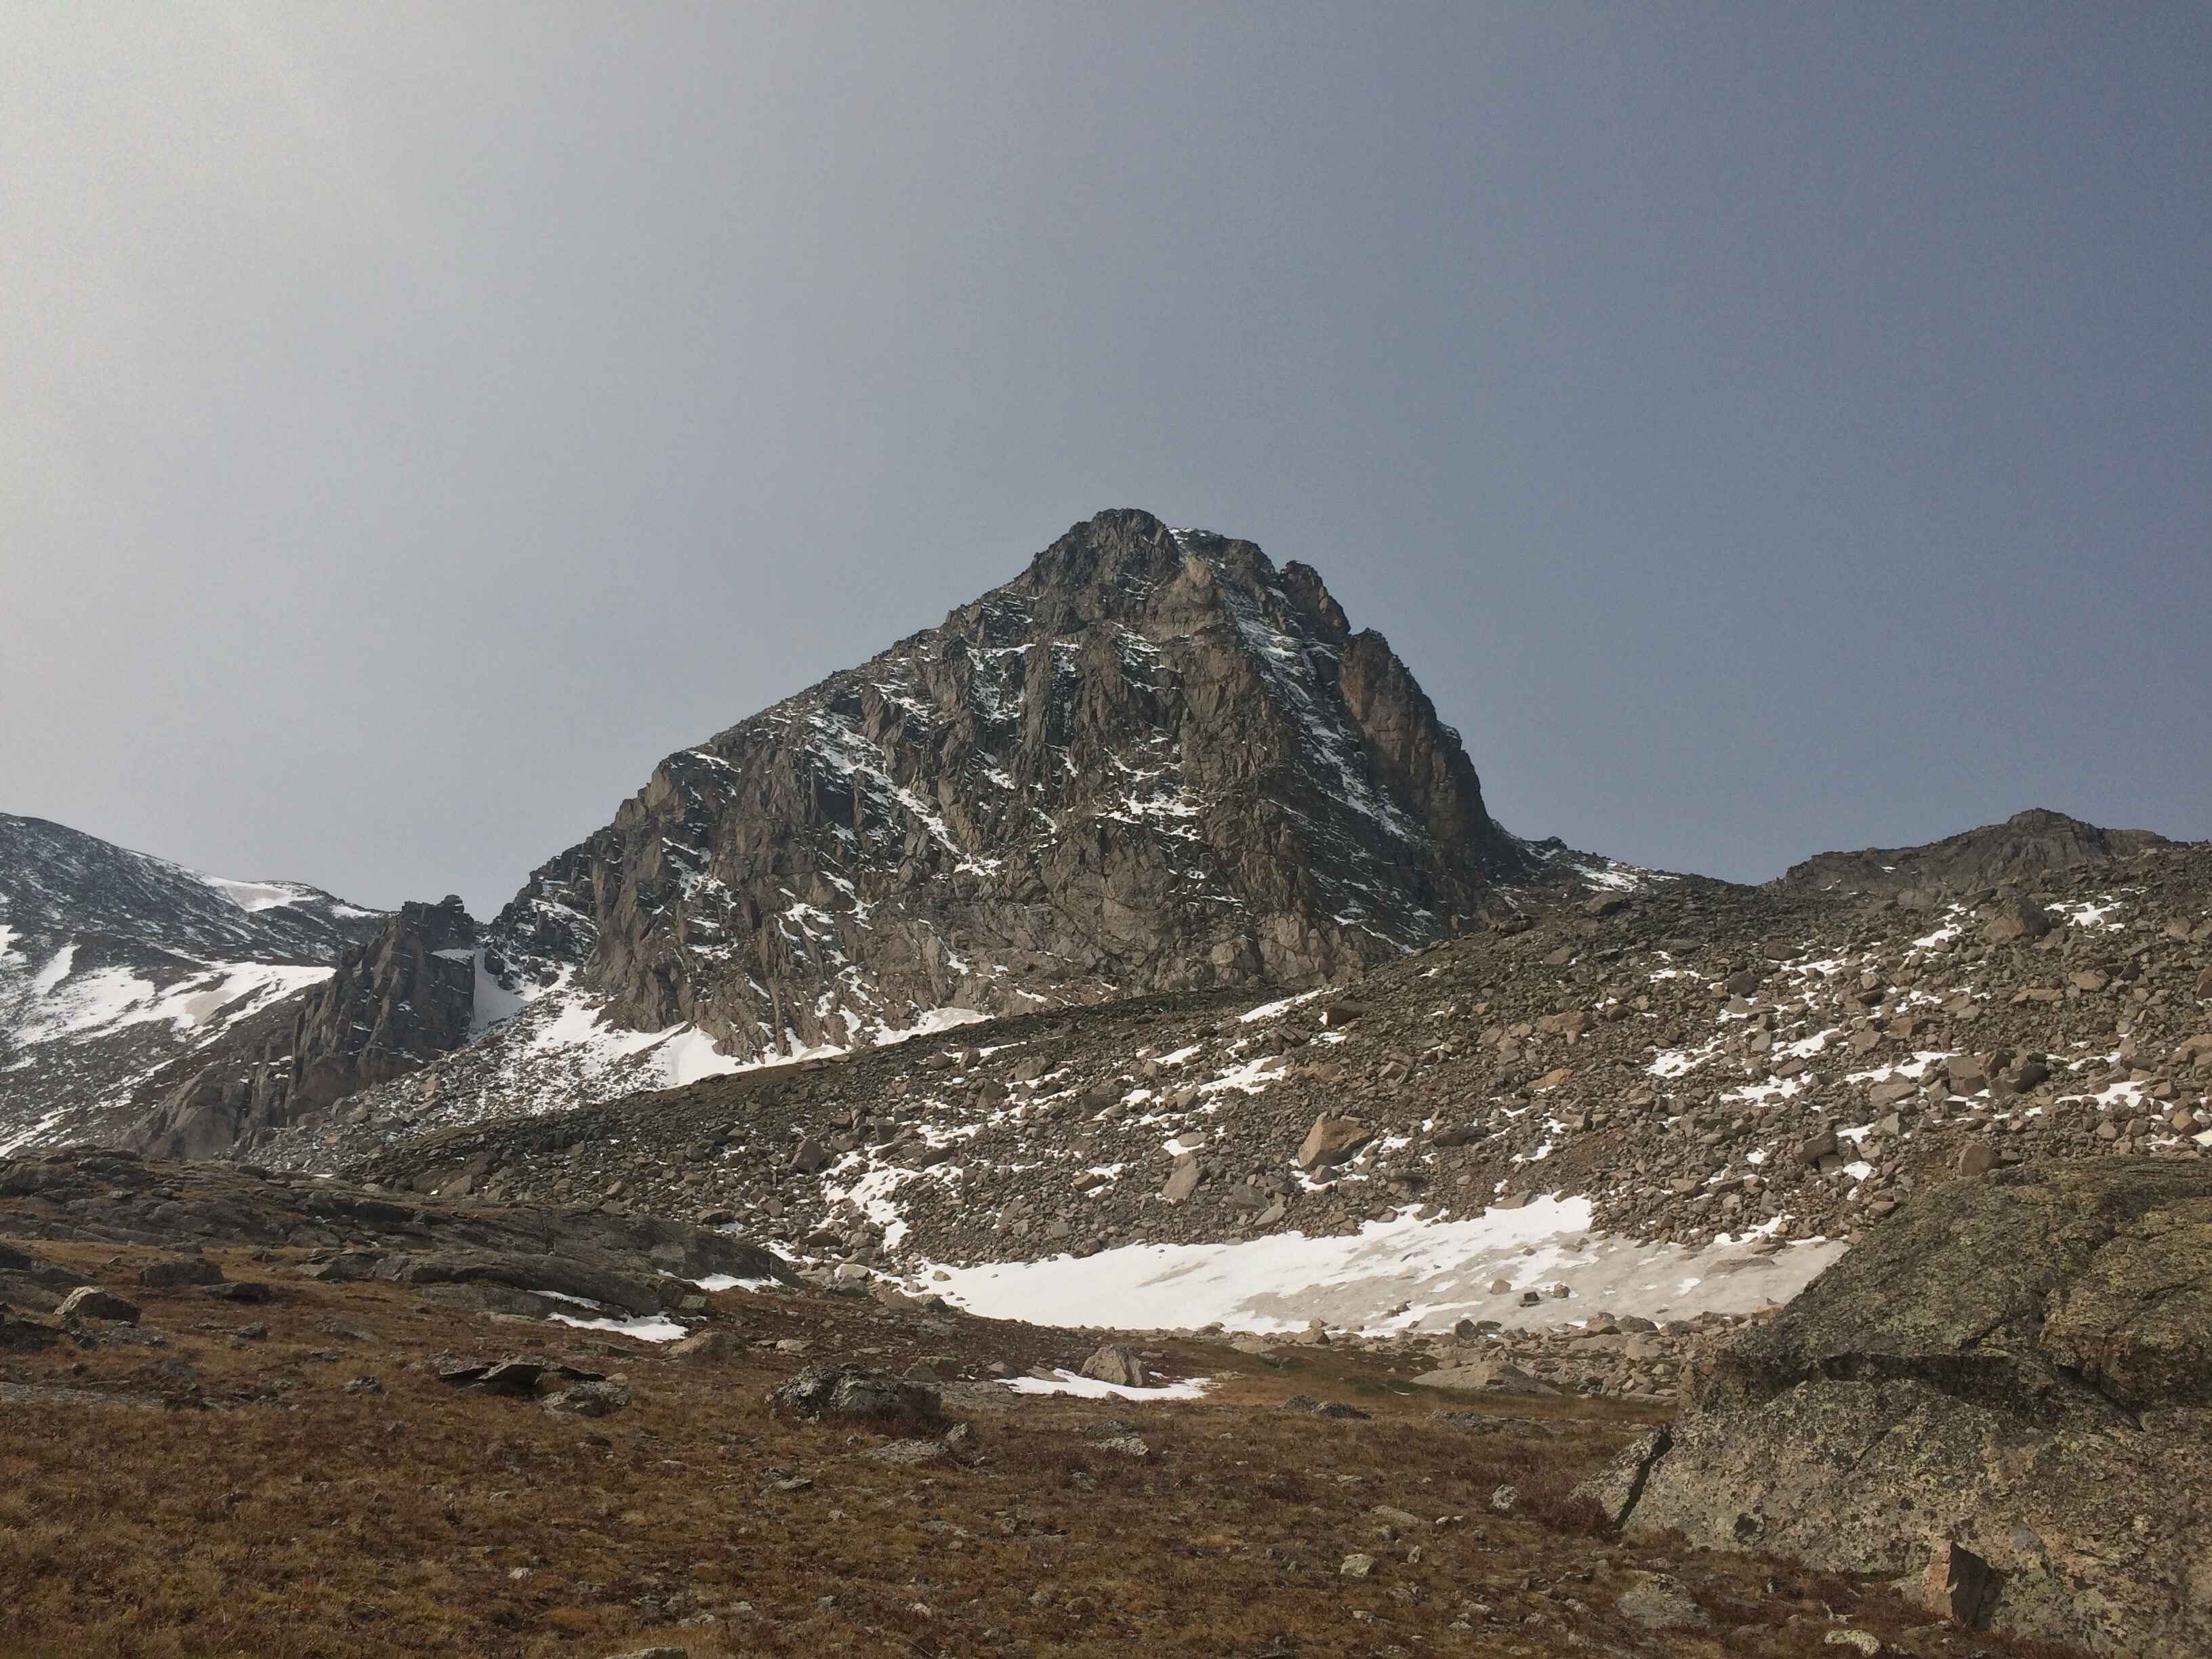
1580, 1160, 2212, 1657
1078, 1343, 1148, 1388
1297, 1114, 1372, 1172
56, 1286, 142, 1326
0, 1242, 87, 1312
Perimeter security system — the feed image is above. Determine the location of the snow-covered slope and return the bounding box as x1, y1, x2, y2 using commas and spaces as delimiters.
0, 814, 382, 1153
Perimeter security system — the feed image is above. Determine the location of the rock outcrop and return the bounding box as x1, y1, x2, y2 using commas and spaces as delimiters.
0, 1147, 792, 1300
1582, 1159, 2212, 1657
132, 897, 480, 1158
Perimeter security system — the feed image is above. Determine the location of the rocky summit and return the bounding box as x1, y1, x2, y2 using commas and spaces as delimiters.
419, 509, 1555, 1118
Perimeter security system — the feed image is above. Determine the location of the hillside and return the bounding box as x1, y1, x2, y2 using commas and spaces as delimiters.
319, 820, 2210, 1320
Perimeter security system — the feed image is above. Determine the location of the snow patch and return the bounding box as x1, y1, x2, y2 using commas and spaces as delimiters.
1002, 1369, 1210, 1402
547, 1312, 688, 1343
925, 1198, 1844, 1336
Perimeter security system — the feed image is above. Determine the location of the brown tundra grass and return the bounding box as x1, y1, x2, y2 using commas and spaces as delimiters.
0, 1240, 2090, 1659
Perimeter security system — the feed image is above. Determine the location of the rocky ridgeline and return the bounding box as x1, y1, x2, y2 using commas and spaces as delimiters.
1776, 806, 2172, 901
325, 830, 2210, 1287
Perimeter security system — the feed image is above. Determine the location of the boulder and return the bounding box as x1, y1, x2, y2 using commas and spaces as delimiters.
1412, 1360, 1558, 1395
1614, 1573, 1709, 1631
1160, 1155, 1201, 1204
543, 1380, 632, 1418
1955, 1142, 2001, 1176
1078, 1343, 1149, 1389
0, 1309, 60, 1352
138, 1257, 225, 1290
1297, 1115, 1371, 1172
1580, 1160, 2212, 1657
56, 1287, 141, 1326
0, 1244, 88, 1312
666, 1328, 742, 1365
1982, 897, 2054, 943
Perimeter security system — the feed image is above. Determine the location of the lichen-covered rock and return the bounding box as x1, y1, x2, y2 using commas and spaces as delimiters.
1585, 1160, 2212, 1658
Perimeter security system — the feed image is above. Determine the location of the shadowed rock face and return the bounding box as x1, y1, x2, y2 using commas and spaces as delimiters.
1774, 807, 2169, 902
480, 509, 1534, 1062
132, 898, 480, 1159
1583, 1160, 2212, 1658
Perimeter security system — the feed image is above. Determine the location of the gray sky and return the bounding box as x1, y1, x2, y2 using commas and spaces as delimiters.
5, 5, 2207, 917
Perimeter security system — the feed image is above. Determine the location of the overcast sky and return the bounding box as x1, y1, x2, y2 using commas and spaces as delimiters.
5, 5, 2207, 916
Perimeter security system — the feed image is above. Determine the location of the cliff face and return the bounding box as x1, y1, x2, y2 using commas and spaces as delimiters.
134, 898, 479, 1159
481, 510, 1533, 1065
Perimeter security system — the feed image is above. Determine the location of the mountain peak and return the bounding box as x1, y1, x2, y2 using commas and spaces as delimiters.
262, 514, 1539, 1145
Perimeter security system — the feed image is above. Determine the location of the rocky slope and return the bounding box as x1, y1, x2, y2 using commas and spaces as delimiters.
0, 815, 382, 1153
324, 817, 2210, 1307
4, 1151, 2069, 1659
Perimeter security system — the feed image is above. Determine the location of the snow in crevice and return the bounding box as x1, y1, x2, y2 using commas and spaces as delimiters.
803, 710, 1004, 876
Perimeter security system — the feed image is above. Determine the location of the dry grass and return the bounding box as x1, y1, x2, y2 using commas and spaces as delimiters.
0, 1239, 2089, 1659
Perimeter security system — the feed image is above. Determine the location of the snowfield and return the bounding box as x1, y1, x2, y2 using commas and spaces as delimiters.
920, 1197, 1844, 1336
